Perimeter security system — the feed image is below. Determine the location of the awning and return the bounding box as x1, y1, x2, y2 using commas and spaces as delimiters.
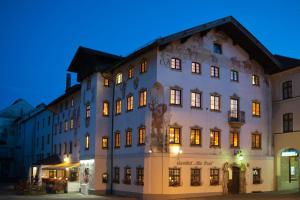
42, 162, 80, 170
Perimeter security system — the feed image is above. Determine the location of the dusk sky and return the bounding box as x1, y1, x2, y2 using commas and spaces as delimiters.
0, 0, 299, 109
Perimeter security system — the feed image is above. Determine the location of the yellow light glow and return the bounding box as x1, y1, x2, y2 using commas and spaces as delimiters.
64, 157, 70, 163
169, 145, 183, 155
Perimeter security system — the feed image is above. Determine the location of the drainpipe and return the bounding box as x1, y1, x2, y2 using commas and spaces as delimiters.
110, 74, 115, 195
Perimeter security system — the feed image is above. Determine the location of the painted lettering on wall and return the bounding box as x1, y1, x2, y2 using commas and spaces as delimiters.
177, 160, 213, 166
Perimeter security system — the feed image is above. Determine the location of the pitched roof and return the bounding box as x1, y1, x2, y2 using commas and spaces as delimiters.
272, 54, 300, 73
68, 16, 283, 77
47, 84, 81, 108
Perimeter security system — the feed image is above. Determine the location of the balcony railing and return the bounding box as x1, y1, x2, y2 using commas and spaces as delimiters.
228, 111, 245, 125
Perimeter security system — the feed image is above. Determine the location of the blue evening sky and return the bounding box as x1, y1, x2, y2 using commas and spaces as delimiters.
0, 0, 299, 109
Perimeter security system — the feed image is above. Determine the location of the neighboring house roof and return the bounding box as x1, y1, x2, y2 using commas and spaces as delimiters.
67, 46, 123, 81
0, 98, 33, 119
47, 84, 81, 108
272, 54, 300, 73
68, 16, 283, 77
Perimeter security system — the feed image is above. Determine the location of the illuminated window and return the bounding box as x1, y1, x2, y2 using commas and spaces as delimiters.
210, 129, 220, 148
140, 59, 147, 73
191, 91, 201, 108
191, 62, 201, 74
230, 131, 239, 148
171, 58, 181, 70
102, 173, 108, 183
213, 43, 222, 54
210, 168, 219, 185
136, 167, 144, 185
190, 128, 201, 146
210, 66, 219, 78
116, 99, 122, 115
103, 78, 110, 87
230, 70, 239, 82
210, 94, 220, 111
138, 127, 145, 145
252, 101, 260, 117
282, 81, 292, 99
115, 132, 120, 148
283, 113, 293, 133
128, 66, 134, 79
170, 88, 181, 105
251, 133, 261, 149
252, 75, 259, 86
253, 168, 261, 184
191, 168, 201, 186
64, 120, 68, 132
85, 134, 90, 150
103, 101, 109, 116
169, 127, 181, 144
125, 129, 132, 147
127, 95, 134, 111
113, 167, 120, 183
116, 73, 122, 85
169, 168, 181, 186
102, 137, 108, 149
86, 78, 91, 90
139, 90, 147, 107
124, 167, 131, 184
85, 103, 91, 119
70, 118, 74, 129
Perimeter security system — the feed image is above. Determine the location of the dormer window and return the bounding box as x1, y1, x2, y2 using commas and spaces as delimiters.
213, 43, 222, 54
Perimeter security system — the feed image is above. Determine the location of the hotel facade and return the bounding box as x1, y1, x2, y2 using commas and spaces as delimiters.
1, 16, 299, 199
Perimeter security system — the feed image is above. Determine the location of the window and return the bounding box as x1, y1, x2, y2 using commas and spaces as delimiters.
136, 167, 144, 185
171, 58, 181, 70
213, 43, 222, 54
282, 81, 292, 99
59, 122, 62, 133
70, 118, 74, 129
169, 127, 181, 144
54, 144, 57, 154
191, 168, 201, 186
103, 78, 110, 87
59, 143, 61, 154
85, 134, 90, 150
85, 103, 91, 119
69, 141, 72, 154
116, 73, 122, 85
253, 168, 261, 184
210, 168, 219, 185
191, 91, 201, 108
190, 128, 201, 146
170, 88, 181, 105
210, 94, 220, 111
87, 78, 91, 90
125, 129, 132, 147
230, 131, 239, 148
230, 70, 239, 82
71, 98, 74, 107
140, 59, 147, 73
41, 136, 44, 150
48, 116, 51, 125
128, 67, 134, 79
47, 134, 50, 144
127, 95, 134, 111
102, 173, 108, 183
252, 101, 260, 117
210, 129, 220, 148
64, 142, 67, 154
138, 127, 145, 145
102, 137, 108, 150
191, 62, 201, 74
103, 101, 109, 116
169, 168, 181, 186
251, 133, 261, 149
283, 113, 293, 133
64, 120, 68, 132
115, 132, 120, 148
113, 167, 120, 183
139, 90, 147, 107
252, 75, 259, 86
116, 99, 122, 115
210, 66, 219, 78
124, 167, 131, 184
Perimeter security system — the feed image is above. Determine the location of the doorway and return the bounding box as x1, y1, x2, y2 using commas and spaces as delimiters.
231, 166, 240, 194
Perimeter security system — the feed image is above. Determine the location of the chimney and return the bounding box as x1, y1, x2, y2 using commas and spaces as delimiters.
66, 73, 71, 91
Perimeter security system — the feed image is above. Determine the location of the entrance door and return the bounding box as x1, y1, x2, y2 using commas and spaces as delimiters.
231, 167, 240, 194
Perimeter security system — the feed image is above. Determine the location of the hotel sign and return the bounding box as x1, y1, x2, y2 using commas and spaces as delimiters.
177, 161, 213, 166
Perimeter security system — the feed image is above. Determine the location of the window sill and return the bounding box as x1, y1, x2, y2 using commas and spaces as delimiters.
190, 144, 201, 147
191, 106, 202, 110
191, 72, 201, 75
169, 104, 182, 107
126, 109, 133, 113
210, 109, 221, 112
137, 143, 145, 146
125, 145, 132, 148
138, 105, 147, 109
